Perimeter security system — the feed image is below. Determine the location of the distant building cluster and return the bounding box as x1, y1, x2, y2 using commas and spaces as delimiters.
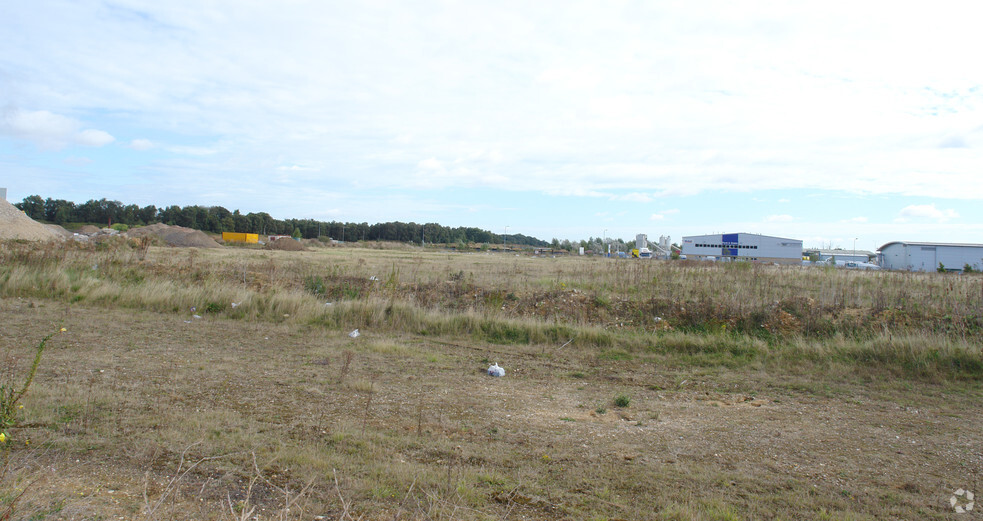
665, 231, 983, 273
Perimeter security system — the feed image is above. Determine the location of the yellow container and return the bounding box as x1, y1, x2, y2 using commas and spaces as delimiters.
222, 232, 259, 243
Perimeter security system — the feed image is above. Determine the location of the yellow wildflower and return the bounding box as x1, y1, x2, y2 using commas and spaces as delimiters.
61, 327, 67, 332
0, 432, 7, 443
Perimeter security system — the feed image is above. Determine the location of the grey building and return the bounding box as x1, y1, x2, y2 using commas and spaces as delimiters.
681, 233, 803, 264
806, 249, 873, 263
877, 241, 983, 272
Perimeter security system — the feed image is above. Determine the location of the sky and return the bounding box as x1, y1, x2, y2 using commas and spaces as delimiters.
1, 0, 981, 251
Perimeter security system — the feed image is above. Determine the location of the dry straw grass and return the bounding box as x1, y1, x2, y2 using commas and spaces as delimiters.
1, 249, 981, 520
1, 239, 980, 380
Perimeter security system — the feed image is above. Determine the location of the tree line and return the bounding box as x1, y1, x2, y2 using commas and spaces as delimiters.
13, 195, 548, 247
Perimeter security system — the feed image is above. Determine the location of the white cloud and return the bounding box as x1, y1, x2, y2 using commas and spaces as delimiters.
0, 108, 114, 149
2, 2, 983, 246
166, 145, 217, 156
76, 128, 114, 147
765, 214, 795, 223
651, 209, 680, 221
417, 158, 444, 171
614, 192, 654, 203
895, 204, 958, 223
276, 164, 318, 172
841, 216, 868, 224
130, 138, 154, 150
63, 156, 93, 166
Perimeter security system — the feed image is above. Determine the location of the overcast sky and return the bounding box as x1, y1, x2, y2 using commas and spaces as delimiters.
2, 1, 981, 250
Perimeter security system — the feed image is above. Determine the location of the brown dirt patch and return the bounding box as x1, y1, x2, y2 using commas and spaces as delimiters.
2, 299, 980, 520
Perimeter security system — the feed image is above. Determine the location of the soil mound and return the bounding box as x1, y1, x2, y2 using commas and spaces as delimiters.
77, 225, 102, 235
45, 224, 74, 238
265, 238, 307, 251
126, 223, 222, 248
0, 199, 60, 241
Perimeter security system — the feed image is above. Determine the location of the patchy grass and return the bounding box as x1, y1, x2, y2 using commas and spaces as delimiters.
0, 241, 981, 519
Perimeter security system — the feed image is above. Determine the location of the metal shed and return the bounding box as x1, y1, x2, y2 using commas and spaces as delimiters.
877, 241, 983, 272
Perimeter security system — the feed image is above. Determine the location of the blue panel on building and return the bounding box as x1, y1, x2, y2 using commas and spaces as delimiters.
722, 233, 739, 244
728, 248, 738, 256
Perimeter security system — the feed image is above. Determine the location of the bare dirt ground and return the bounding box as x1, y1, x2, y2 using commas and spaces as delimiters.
2, 297, 981, 520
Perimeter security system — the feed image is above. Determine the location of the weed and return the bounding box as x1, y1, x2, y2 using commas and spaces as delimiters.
1, 328, 63, 444
613, 394, 631, 408
338, 351, 354, 384
303, 275, 326, 296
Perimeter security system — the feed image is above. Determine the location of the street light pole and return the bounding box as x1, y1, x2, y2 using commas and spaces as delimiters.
504, 226, 509, 251
603, 229, 608, 255
854, 237, 858, 262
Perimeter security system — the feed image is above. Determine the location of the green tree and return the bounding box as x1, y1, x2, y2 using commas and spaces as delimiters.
16, 195, 45, 220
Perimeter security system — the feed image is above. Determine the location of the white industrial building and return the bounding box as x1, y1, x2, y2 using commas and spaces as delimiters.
634, 233, 672, 259
806, 249, 873, 263
682, 233, 802, 264
877, 241, 983, 272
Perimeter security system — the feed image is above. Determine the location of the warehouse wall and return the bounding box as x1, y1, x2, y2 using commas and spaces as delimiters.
682, 233, 802, 264
879, 243, 983, 271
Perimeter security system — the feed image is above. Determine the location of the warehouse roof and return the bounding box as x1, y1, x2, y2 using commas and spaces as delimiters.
683, 232, 801, 241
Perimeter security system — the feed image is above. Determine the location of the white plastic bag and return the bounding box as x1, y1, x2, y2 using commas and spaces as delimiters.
487, 363, 505, 377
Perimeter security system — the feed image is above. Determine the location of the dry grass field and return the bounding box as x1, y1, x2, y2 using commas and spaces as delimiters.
1, 239, 981, 520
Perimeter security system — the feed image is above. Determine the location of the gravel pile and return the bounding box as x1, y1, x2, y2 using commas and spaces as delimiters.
265, 238, 307, 251
76, 225, 102, 235
0, 199, 60, 241
126, 223, 222, 248
45, 224, 74, 238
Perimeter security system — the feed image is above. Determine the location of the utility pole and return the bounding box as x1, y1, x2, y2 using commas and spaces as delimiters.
504, 225, 509, 250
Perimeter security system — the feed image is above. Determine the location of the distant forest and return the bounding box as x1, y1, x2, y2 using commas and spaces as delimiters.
13, 195, 549, 247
